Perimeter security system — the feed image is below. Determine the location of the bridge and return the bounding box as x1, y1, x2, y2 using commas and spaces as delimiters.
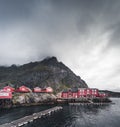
0, 106, 63, 127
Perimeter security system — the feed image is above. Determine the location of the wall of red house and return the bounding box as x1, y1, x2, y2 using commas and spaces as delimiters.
72, 92, 78, 98
68, 91, 72, 98
98, 93, 107, 98
86, 89, 92, 96
61, 92, 68, 98
46, 87, 53, 93
0, 91, 12, 99
78, 89, 87, 97
33, 87, 42, 92
91, 89, 99, 97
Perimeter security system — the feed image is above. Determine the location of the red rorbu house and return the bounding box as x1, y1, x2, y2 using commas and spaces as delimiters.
98, 92, 108, 98
71, 88, 79, 98
41, 87, 53, 93
61, 88, 101, 99
86, 88, 92, 97
33, 87, 53, 93
3, 86, 15, 93
15, 86, 31, 93
61, 90, 68, 98
33, 87, 42, 93
91, 88, 99, 97
67, 89, 73, 98
72, 90, 78, 98
46, 87, 53, 93
0, 90, 12, 99
61, 89, 77, 98
78, 88, 86, 97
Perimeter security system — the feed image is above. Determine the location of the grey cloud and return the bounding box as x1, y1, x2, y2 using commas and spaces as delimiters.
0, 0, 120, 91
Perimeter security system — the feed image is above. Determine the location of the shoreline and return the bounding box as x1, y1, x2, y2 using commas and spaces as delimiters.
0, 97, 113, 109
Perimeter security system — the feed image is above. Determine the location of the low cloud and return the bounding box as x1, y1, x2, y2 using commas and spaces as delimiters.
0, 0, 120, 91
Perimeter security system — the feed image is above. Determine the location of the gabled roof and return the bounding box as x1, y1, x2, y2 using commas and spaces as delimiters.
71, 87, 78, 92
62, 89, 68, 93
4, 86, 15, 89
62, 88, 78, 93
34, 87, 41, 89
99, 92, 105, 94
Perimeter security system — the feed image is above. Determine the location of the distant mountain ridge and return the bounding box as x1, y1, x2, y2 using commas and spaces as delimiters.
0, 57, 88, 92
100, 90, 120, 97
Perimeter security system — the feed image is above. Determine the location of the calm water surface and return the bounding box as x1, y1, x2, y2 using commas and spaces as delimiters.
0, 98, 120, 127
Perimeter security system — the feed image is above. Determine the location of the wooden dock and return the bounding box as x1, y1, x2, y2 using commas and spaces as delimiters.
69, 102, 112, 106
0, 106, 63, 127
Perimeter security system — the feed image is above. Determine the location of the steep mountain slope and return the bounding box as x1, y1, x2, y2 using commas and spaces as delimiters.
0, 57, 88, 91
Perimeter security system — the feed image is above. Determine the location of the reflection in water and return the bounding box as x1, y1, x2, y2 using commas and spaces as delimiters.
0, 98, 120, 127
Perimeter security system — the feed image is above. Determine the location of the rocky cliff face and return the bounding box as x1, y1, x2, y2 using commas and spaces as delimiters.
0, 57, 88, 91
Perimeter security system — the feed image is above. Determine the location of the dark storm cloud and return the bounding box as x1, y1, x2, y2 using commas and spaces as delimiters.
0, 1, 29, 20
0, 0, 120, 91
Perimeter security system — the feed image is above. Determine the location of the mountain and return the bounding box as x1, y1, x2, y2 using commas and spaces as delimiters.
100, 90, 120, 98
0, 57, 88, 92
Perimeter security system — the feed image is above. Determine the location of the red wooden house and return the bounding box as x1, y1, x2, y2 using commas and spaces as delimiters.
3, 86, 15, 93
72, 91, 78, 98
91, 88, 99, 97
46, 87, 53, 93
86, 88, 92, 97
61, 89, 77, 98
0, 90, 12, 99
33, 87, 53, 93
33, 87, 42, 93
61, 88, 102, 99
72, 88, 78, 98
98, 92, 108, 98
61, 90, 69, 98
15, 86, 31, 93
67, 90, 73, 98
40, 87, 53, 93
78, 88, 87, 97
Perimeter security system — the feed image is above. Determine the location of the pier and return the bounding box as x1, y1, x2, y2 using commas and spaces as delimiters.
0, 106, 63, 127
69, 102, 112, 106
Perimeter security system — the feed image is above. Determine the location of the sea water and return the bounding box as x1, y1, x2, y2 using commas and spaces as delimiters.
0, 98, 120, 127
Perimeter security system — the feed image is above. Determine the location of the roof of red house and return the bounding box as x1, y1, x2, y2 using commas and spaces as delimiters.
16, 85, 31, 92
62, 88, 78, 93
34, 87, 41, 89
3, 86, 15, 92
4, 86, 15, 89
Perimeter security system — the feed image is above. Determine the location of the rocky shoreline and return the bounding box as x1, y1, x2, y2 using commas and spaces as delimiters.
0, 93, 57, 109
12, 93, 56, 105
0, 92, 112, 109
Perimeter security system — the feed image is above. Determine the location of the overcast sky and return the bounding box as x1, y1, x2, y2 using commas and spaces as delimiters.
0, 0, 120, 91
